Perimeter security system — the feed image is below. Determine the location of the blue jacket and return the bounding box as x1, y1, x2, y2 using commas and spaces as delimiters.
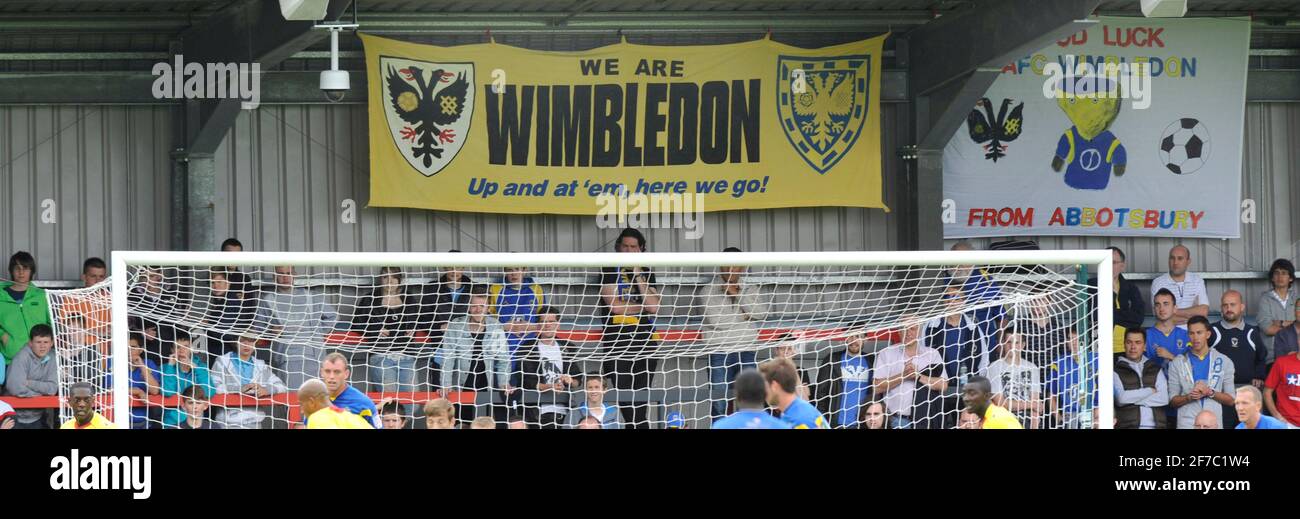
160, 356, 217, 427
567, 401, 622, 429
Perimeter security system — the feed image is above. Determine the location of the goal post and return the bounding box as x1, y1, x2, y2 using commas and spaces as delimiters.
79, 249, 1113, 429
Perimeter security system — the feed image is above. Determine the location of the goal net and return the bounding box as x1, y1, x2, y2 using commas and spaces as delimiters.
49, 250, 1111, 429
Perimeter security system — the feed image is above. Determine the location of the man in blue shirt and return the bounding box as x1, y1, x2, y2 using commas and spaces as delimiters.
713, 369, 791, 429
814, 329, 873, 428
319, 352, 380, 428
760, 357, 828, 429
949, 242, 1005, 360
490, 266, 544, 384
1234, 385, 1292, 429
1046, 328, 1098, 428
1146, 288, 1190, 372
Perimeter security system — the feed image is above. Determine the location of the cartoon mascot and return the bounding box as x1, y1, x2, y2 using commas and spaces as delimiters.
1050, 76, 1127, 190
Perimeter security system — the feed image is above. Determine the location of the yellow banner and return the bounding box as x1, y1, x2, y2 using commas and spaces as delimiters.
361, 33, 886, 214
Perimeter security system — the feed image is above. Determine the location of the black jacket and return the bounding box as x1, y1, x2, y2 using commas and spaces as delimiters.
416, 274, 473, 344
352, 286, 421, 353
813, 349, 874, 428
518, 338, 582, 411
1090, 274, 1146, 332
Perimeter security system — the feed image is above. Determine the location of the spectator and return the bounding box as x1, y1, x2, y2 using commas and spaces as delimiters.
353, 267, 419, 397
1273, 298, 1300, 364
489, 265, 545, 386
961, 375, 1023, 429
712, 369, 792, 429
299, 379, 372, 429
1264, 339, 1300, 427
56, 257, 111, 341
599, 227, 662, 428
176, 386, 222, 429
3, 323, 58, 428
1257, 259, 1299, 367
1114, 327, 1170, 429
203, 269, 257, 362
1149, 245, 1210, 329
423, 398, 455, 430
1045, 328, 1098, 428
923, 285, 989, 388
871, 316, 947, 429
1234, 385, 1290, 429
701, 247, 768, 420
567, 374, 621, 429
519, 306, 580, 429
957, 409, 983, 429
760, 357, 828, 429
416, 252, 473, 390
576, 416, 602, 429
440, 292, 513, 423
128, 267, 182, 361
220, 238, 243, 253
985, 328, 1044, 429
507, 413, 529, 429
0, 252, 51, 366
379, 400, 407, 430
1012, 296, 1068, 380
1167, 316, 1236, 429
123, 334, 163, 429
470, 416, 495, 429
256, 266, 339, 390
160, 333, 216, 428
1192, 410, 1219, 429
858, 400, 890, 430
769, 332, 813, 401
211, 333, 288, 429
60, 381, 114, 429
948, 242, 1006, 360
319, 352, 381, 428
1210, 290, 1266, 430
1089, 247, 1145, 354
1146, 288, 1191, 372
135, 319, 174, 367
813, 328, 873, 429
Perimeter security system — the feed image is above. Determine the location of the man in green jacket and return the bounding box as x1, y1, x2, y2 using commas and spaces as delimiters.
0, 252, 51, 365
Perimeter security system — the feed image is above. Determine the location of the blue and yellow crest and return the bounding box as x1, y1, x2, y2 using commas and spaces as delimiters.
777, 55, 870, 174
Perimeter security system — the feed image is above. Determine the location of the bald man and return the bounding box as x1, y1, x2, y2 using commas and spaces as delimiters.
1192, 410, 1219, 430
1149, 245, 1209, 330
1208, 290, 1265, 430
299, 379, 373, 429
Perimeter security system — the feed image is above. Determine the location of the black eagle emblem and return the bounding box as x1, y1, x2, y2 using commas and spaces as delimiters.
387, 65, 469, 168
966, 97, 1024, 162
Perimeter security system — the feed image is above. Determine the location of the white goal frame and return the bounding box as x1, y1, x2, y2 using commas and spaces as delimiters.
110, 249, 1113, 429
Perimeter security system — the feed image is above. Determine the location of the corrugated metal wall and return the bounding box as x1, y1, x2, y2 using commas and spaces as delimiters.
949, 102, 1300, 306
212, 102, 906, 255
0, 106, 172, 282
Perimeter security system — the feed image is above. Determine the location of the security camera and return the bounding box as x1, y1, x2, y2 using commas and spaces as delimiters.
321, 69, 349, 102
317, 24, 355, 103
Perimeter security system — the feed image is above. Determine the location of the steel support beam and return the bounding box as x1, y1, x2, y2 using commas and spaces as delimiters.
167, 0, 352, 251
903, 0, 1101, 251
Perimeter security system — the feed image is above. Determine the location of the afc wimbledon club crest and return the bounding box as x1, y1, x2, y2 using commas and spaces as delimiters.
381, 56, 474, 177
777, 55, 870, 174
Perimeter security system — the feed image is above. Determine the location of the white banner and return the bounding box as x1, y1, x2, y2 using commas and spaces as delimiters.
943, 17, 1249, 239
